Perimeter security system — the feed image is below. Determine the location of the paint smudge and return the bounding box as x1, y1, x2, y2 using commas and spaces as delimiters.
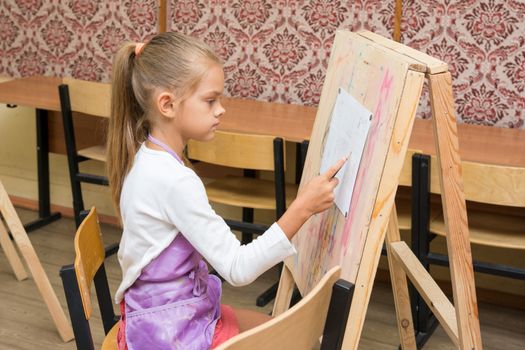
340, 69, 394, 258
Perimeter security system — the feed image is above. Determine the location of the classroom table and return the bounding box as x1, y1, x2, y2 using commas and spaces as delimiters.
0, 76, 62, 231
0, 75, 524, 226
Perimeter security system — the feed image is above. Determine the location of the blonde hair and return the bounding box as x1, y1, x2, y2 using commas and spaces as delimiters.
107, 32, 221, 218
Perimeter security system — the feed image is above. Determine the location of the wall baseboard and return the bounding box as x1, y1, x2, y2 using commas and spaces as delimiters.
9, 195, 120, 227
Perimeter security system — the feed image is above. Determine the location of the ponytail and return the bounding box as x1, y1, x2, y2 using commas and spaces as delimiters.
107, 43, 148, 219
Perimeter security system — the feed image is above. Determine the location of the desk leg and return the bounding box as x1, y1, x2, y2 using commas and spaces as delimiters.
23, 109, 61, 232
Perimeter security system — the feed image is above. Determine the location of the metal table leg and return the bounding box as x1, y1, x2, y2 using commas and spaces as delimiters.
23, 108, 61, 231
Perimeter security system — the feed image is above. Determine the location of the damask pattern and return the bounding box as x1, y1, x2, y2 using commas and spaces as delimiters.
0, 0, 157, 81
402, 0, 524, 128
0, 0, 523, 128
168, 0, 391, 105
167, 0, 524, 128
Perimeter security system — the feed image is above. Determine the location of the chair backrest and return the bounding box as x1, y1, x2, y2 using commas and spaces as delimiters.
216, 266, 342, 350
59, 78, 111, 227
187, 130, 286, 171
74, 207, 105, 320
429, 156, 525, 207
61, 77, 111, 117
60, 207, 117, 350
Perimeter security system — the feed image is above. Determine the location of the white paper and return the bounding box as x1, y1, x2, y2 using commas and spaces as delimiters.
320, 87, 372, 217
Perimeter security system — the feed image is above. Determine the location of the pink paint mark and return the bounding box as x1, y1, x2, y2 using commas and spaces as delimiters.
340, 69, 394, 257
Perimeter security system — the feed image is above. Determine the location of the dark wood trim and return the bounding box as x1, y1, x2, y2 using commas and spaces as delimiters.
393, 0, 402, 42
158, 0, 167, 33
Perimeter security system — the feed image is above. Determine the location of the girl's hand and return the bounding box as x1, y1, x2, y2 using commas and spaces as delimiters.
277, 156, 347, 240
296, 156, 347, 216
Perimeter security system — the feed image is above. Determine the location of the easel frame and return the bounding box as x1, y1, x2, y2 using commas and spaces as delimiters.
0, 181, 74, 342
273, 31, 482, 350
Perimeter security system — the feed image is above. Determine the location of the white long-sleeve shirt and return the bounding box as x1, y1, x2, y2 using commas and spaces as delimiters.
115, 143, 296, 303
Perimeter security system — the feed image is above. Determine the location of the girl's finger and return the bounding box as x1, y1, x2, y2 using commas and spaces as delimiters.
323, 156, 348, 179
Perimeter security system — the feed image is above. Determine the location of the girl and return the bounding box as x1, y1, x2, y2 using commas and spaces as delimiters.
107, 32, 345, 350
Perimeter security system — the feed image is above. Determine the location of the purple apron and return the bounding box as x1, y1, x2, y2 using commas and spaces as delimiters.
124, 235, 222, 349
123, 135, 222, 349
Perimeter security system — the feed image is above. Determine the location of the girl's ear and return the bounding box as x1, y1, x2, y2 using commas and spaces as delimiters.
156, 92, 178, 119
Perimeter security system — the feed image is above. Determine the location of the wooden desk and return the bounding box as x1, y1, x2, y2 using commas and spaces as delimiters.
0, 76, 62, 111
2, 76, 524, 166
0, 76, 63, 231
409, 118, 525, 167
220, 97, 316, 143
0, 76, 318, 143
220, 97, 525, 168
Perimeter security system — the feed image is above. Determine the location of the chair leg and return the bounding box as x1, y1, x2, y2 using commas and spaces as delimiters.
320, 279, 355, 350
256, 139, 305, 307
72, 178, 85, 228
60, 264, 95, 350
241, 207, 254, 244
94, 264, 117, 334
411, 154, 438, 349
256, 263, 282, 307
256, 280, 279, 307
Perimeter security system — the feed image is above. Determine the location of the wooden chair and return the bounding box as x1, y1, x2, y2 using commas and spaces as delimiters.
216, 266, 354, 350
59, 207, 118, 350
188, 130, 299, 306
58, 77, 110, 227
411, 153, 525, 345
188, 130, 298, 239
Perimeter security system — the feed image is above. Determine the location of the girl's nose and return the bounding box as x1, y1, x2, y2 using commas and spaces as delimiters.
215, 104, 225, 118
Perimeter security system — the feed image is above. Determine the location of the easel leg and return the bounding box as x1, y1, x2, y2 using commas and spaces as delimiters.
0, 183, 74, 342
386, 205, 417, 350
429, 72, 482, 349
0, 219, 28, 280
272, 263, 295, 316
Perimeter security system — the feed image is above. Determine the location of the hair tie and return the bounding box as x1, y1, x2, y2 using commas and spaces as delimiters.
135, 42, 146, 57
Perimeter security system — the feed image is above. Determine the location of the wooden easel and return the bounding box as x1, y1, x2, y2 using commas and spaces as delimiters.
0, 180, 74, 342
273, 30, 482, 349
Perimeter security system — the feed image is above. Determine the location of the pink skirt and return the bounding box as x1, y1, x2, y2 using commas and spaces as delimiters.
117, 302, 239, 349
211, 304, 240, 348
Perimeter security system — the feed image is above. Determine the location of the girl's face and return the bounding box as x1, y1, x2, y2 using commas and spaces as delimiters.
177, 64, 225, 143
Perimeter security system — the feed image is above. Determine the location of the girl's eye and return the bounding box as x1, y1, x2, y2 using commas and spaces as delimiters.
207, 99, 215, 105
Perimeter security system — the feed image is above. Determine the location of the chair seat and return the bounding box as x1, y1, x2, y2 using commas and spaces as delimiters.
78, 144, 107, 162
430, 210, 525, 250
101, 322, 119, 350
206, 175, 298, 210
395, 197, 412, 231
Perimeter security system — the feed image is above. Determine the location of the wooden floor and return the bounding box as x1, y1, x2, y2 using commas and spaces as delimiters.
1, 208, 524, 349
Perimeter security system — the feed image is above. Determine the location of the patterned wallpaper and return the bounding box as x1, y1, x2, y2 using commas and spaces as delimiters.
167, 0, 524, 128
168, 0, 393, 109
402, 0, 525, 128
0, 0, 523, 128
0, 0, 158, 80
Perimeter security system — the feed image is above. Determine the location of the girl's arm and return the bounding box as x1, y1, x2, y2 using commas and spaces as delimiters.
164, 157, 345, 287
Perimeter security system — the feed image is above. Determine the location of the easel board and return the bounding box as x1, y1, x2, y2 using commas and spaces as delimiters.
285, 30, 425, 294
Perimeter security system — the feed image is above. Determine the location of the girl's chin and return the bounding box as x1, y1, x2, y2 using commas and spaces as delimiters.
198, 132, 216, 142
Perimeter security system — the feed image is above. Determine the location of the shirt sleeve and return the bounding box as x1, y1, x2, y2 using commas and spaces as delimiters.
163, 171, 297, 287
